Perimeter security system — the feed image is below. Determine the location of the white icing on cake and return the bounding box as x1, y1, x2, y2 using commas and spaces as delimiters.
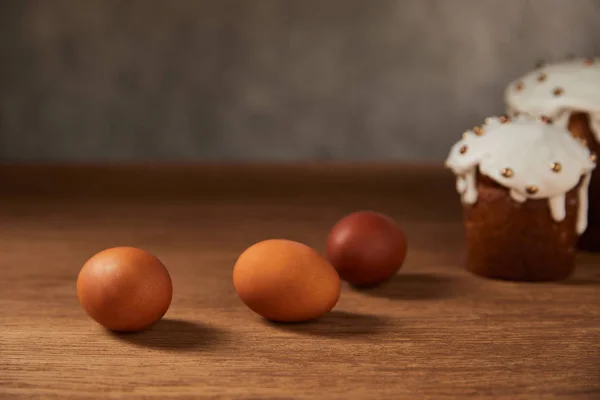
445, 115, 596, 234
505, 57, 600, 141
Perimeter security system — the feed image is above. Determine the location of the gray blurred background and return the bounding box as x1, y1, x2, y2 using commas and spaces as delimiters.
1, 0, 600, 162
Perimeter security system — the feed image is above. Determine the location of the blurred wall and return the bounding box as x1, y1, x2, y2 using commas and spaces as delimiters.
1, 0, 600, 162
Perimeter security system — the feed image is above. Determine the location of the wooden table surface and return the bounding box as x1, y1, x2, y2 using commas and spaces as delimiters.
1, 164, 600, 400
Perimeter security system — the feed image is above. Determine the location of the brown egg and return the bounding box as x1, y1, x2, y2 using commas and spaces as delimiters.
326, 211, 407, 287
233, 239, 341, 322
77, 247, 173, 332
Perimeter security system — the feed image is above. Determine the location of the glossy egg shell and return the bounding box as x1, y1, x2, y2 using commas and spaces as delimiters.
233, 239, 341, 322
326, 211, 407, 287
77, 247, 173, 332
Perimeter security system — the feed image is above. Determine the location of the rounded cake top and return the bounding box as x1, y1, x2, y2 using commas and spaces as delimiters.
445, 115, 596, 202
505, 57, 600, 135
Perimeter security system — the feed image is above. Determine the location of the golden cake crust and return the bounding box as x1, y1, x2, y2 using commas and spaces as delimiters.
464, 173, 580, 281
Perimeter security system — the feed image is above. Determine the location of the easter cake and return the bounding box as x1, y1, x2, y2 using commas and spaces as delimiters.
445, 115, 596, 281
505, 57, 600, 251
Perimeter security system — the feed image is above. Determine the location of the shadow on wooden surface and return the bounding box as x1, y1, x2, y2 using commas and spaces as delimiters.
558, 277, 600, 286
354, 272, 459, 300
266, 310, 386, 338
110, 318, 224, 352
558, 260, 600, 286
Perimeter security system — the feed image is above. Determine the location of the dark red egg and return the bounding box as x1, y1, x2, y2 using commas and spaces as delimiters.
326, 211, 407, 287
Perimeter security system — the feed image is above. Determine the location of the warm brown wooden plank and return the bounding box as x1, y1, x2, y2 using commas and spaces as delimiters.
0, 162, 447, 198
1, 164, 599, 399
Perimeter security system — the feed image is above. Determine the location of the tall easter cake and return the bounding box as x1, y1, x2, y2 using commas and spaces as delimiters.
445, 115, 596, 281
505, 57, 600, 251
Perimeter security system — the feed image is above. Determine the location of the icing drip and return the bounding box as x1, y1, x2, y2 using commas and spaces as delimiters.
445, 115, 596, 233
577, 173, 592, 234
510, 190, 527, 203
552, 112, 570, 130
456, 177, 466, 194
462, 169, 478, 204
548, 194, 566, 221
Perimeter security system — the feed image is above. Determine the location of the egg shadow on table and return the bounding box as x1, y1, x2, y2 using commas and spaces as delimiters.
354, 272, 459, 300
110, 318, 225, 352
265, 310, 387, 338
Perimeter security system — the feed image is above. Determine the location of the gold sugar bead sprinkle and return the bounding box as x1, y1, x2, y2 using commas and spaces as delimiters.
539, 115, 553, 124
584, 58, 595, 66
472, 126, 484, 136
537, 73, 547, 82
591, 153, 597, 162
551, 162, 562, 172
462, 131, 470, 139
525, 185, 539, 195
501, 168, 514, 178
515, 82, 525, 91
553, 87, 564, 96
499, 115, 510, 123
459, 145, 468, 154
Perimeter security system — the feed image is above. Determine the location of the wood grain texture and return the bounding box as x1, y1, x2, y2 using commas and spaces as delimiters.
1, 164, 600, 400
